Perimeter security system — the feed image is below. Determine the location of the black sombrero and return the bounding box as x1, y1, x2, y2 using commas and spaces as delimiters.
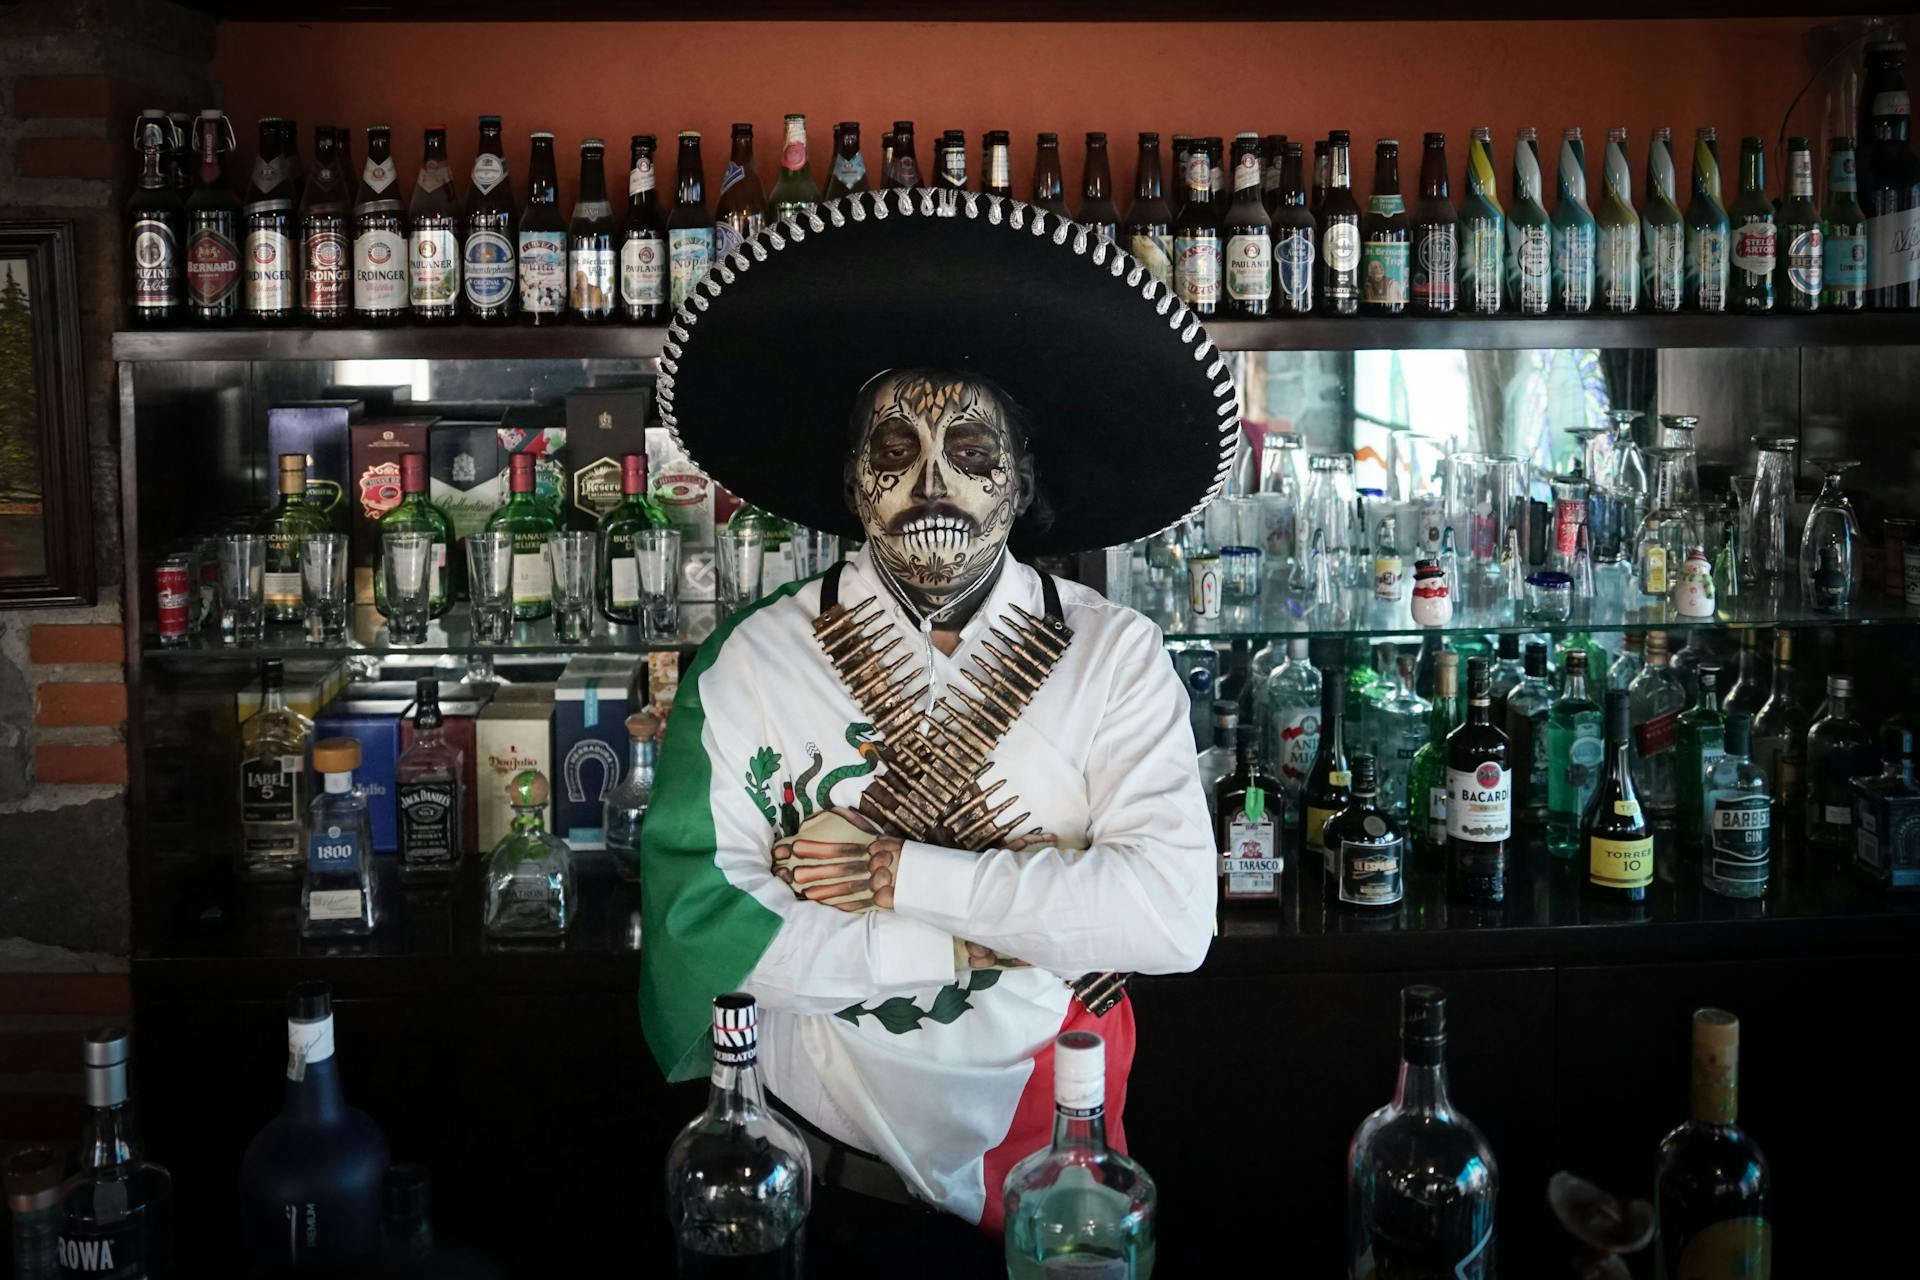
655, 188, 1241, 557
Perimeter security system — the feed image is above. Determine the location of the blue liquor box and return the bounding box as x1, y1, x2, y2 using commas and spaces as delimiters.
315, 696, 407, 854
554, 656, 640, 849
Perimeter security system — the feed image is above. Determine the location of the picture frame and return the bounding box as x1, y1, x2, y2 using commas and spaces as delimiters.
0, 219, 94, 607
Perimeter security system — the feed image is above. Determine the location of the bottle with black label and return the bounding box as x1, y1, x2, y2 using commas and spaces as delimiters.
463, 115, 517, 322
243, 117, 297, 323
351, 125, 408, 324
569, 138, 617, 323
1301, 660, 1352, 889
1446, 656, 1512, 904
1411, 132, 1458, 315
396, 679, 463, 879
1215, 725, 1283, 906
1704, 713, 1770, 899
620, 134, 668, 323
184, 109, 241, 325
1325, 753, 1405, 909
127, 110, 184, 326
238, 658, 312, 882
1221, 132, 1273, 318
1583, 689, 1653, 904
1319, 130, 1363, 315
57, 1029, 174, 1280
407, 124, 460, 323
298, 125, 352, 324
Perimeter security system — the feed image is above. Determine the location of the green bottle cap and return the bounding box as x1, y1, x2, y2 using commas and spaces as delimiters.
507, 770, 550, 808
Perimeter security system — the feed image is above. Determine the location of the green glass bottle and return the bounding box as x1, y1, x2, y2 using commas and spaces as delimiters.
1822, 136, 1868, 312
597, 452, 670, 624
767, 113, 821, 223
1641, 127, 1687, 313
1775, 136, 1823, 313
1551, 127, 1597, 314
1595, 127, 1640, 313
1507, 127, 1553, 315
375, 452, 454, 618
258, 452, 336, 624
486, 452, 557, 621
1547, 650, 1605, 857
1459, 126, 1504, 314
727, 503, 795, 588
1675, 664, 1727, 860
1728, 137, 1777, 314
1553, 630, 1608, 699
1685, 127, 1730, 312
1409, 652, 1462, 858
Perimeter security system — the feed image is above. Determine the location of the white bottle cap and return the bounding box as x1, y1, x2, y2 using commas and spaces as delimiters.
1053, 1030, 1105, 1115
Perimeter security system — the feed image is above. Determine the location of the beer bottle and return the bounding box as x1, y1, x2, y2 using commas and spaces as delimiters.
770, 115, 822, 221
936, 130, 969, 192
667, 131, 713, 310
351, 124, 408, 325
1222, 132, 1273, 318
1550, 127, 1596, 314
1685, 127, 1731, 312
879, 132, 895, 188
713, 123, 765, 261
298, 126, 351, 325
1728, 136, 1777, 314
462, 115, 516, 323
1823, 135, 1868, 312
1860, 41, 1920, 311
407, 125, 460, 324
280, 121, 305, 206
822, 121, 869, 200
1641, 127, 1687, 313
243, 117, 296, 324
1031, 133, 1070, 218
1206, 136, 1227, 204
568, 138, 616, 323
1360, 138, 1410, 316
165, 110, 192, 193
1125, 132, 1173, 289
1458, 125, 1503, 314
1079, 132, 1119, 242
886, 121, 921, 190
1260, 133, 1288, 217
1595, 127, 1640, 314
1273, 141, 1317, 316
1320, 131, 1363, 317
1411, 132, 1458, 315
516, 131, 567, 325
184, 109, 242, 325
982, 130, 1014, 200
1169, 135, 1193, 219
1506, 127, 1552, 315
1775, 136, 1823, 313
128, 110, 184, 326
620, 135, 667, 323
1311, 137, 1331, 218
1172, 141, 1222, 316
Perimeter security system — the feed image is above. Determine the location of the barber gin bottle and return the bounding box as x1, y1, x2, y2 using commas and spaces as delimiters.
302, 737, 378, 937
667, 994, 811, 1278
57, 1029, 174, 1278
483, 770, 574, 939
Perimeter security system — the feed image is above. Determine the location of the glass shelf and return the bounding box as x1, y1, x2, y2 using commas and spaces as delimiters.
143, 602, 721, 660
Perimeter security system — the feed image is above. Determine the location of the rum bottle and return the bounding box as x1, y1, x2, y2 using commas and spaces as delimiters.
1324, 753, 1405, 909
1445, 657, 1511, 904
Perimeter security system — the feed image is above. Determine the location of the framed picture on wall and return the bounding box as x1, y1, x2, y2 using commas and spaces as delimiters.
0, 220, 93, 607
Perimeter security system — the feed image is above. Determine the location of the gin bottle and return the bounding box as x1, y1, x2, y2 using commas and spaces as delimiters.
605, 712, 659, 886
1502, 642, 1553, 820
1854, 724, 1920, 889
668, 994, 811, 1275
395, 679, 462, 880
484, 770, 574, 938
1368, 655, 1430, 822
57, 1029, 174, 1279
1705, 714, 1771, 899
1004, 1031, 1156, 1279
1348, 986, 1497, 1278
302, 738, 379, 937
238, 658, 312, 881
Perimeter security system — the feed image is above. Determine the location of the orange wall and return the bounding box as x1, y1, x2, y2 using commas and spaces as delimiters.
213, 18, 1902, 208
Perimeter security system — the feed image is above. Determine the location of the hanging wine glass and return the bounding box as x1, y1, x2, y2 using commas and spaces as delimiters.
1607, 409, 1650, 543
1799, 457, 1861, 609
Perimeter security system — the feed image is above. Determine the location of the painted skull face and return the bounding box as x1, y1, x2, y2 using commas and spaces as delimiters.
849, 371, 1023, 611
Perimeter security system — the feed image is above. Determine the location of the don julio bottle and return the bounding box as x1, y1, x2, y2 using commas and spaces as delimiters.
1654, 1009, 1771, 1278
1446, 656, 1512, 904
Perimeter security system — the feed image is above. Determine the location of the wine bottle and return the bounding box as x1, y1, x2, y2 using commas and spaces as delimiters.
1654, 1009, 1771, 1277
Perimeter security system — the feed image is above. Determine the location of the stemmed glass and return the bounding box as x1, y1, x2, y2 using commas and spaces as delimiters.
1800, 457, 1861, 608
1607, 409, 1650, 538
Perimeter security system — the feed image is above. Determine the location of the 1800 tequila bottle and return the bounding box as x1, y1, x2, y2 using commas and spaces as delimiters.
302, 738, 378, 937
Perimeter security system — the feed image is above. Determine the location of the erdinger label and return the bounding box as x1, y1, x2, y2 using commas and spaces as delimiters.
1447, 760, 1511, 842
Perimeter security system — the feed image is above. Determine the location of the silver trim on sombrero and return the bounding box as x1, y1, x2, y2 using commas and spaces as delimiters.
653, 189, 1242, 543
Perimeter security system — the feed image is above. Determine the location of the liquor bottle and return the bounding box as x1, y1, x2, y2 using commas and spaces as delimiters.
1642, 127, 1687, 312
486, 452, 556, 621
887, 120, 921, 190
1551, 127, 1597, 314
484, 770, 574, 938
1628, 630, 1687, 829
1078, 131, 1119, 241
1369, 655, 1429, 821
1582, 689, 1653, 902
1595, 126, 1640, 313
406, 124, 460, 323
1265, 639, 1321, 820
1358, 138, 1410, 316
1320, 130, 1363, 316
667, 131, 713, 310
1410, 132, 1458, 315
463, 114, 517, 322
1125, 132, 1174, 289
257, 453, 333, 623
1726, 136, 1778, 314
1196, 699, 1240, 817
1776, 136, 1822, 313
1371, 516, 1403, 603
1325, 754, 1405, 909
243, 117, 297, 323
1861, 39, 1920, 310
1260, 132, 1287, 215
1004, 1030, 1153, 1278
517, 132, 566, 324
1609, 629, 1646, 693
1347, 986, 1497, 1276
1854, 724, 1920, 888
619, 134, 668, 322
1507, 126, 1553, 315
1272, 141, 1317, 315
605, 712, 659, 886
1459, 125, 1503, 314
350, 125, 407, 324
1751, 630, 1808, 824
395, 678, 462, 880
1822, 135, 1869, 312
1721, 630, 1765, 718
1409, 652, 1461, 855
713, 123, 766, 261
371, 452, 453, 617
727, 503, 795, 588
566, 138, 617, 323
1301, 666, 1352, 885
1654, 1009, 1771, 1277
769, 114, 821, 221
1487, 633, 1524, 720
184, 109, 242, 324
822, 120, 869, 200
1222, 133, 1273, 318
240, 983, 392, 1270
1705, 713, 1771, 899
302, 737, 378, 936
1503, 641, 1553, 820
1447, 657, 1512, 904
57, 1029, 174, 1278
238, 659, 313, 881
1215, 725, 1283, 906
128, 110, 185, 325
1674, 665, 1727, 857
597, 453, 670, 624
7, 1145, 62, 1278
668, 995, 811, 1272
380, 1165, 434, 1266
1686, 127, 1731, 312
1806, 674, 1879, 851
1030, 131, 1069, 218
1546, 650, 1605, 857
1172, 140, 1221, 315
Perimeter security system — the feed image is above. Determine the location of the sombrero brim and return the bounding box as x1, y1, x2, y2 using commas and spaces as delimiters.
656, 189, 1240, 556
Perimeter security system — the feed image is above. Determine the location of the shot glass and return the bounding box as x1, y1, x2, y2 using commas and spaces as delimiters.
218, 533, 266, 647
548, 531, 597, 643
465, 531, 516, 644
634, 528, 682, 638
791, 526, 842, 580
299, 533, 350, 644
716, 526, 765, 615
382, 530, 435, 643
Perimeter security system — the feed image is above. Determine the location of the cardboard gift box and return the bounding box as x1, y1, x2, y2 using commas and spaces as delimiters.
475, 685, 555, 853
429, 422, 507, 542
266, 400, 362, 522
564, 386, 651, 529
647, 425, 716, 602
349, 419, 437, 604
553, 655, 642, 849
499, 407, 568, 522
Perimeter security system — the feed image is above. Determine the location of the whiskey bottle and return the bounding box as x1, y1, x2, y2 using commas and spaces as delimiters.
396, 679, 462, 879
596, 453, 670, 625
257, 453, 334, 624
485, 452, 557, 621
57, 1029, 174, 1278
484, 770, 574, 939
1582, 689, 1654, 904
1654, 1009, 1771, 1276
1446, 657, 1512, 903
1323, 753, 1405, 909
302, 738, 379, 937
1215, 728, 1283, 906
238, 658, 312, 881
604, 712, 659, 886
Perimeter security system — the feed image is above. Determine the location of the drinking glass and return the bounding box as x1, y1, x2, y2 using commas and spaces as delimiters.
1608, 409, 1651, 537
1745, 434, 1798, 585
1250, 491, 1296, 565
548, 531, 597, 643
381, 530, 435, 643
1656, 417, 1701, 502
465, 531, 516, 644
1258, 431, 1307, 499
790, 527, 842, 580
298, 532, 350, 644
1443, 452, 1526, 582
218, 533, 265, 647
716, 526, 765, 615
1569, 424, 1624, 563
1102, 544, 1133, 606
634, 528, 683, 638
1800, 457, 1861, 608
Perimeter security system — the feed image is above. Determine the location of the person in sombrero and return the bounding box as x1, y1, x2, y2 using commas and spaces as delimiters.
638, 186, 1239, 1273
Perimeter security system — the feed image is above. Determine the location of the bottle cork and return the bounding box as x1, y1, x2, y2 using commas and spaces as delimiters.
1689, 1007, 1740, 1126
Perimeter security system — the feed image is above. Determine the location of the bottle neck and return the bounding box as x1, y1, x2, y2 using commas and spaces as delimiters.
1084, 146, 1112, 200
323, 770, 352, 795
1329, 144, 1351, 191
1564, 670, 1589, 701
707, 1054, 768, 1123
1826, 692, 1851, 721
578, 149, 609, 202
1419, 147, 1447, 199
140, 144, 166, 186
1430, 690, 1459, 734
1393, 1055, 1453, 1120
285, 1017, 348, 1122
262, 682, 286, 714
1740, 148, 1765, 194
677, 143, 704, 204
78, 1101, 138, 1171
1467, 692, 1490, 725
1050, 1100, 1110, 1155
527, 143, 558, 205
631, 737, 657, 782
1135, 142, 1162, 199
510, 804, 544, 835
1374, 149, 1400, 196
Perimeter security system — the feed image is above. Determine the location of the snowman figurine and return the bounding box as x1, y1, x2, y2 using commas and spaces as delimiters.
1410, 556, 1453, 626
1671, 545, 1716, 618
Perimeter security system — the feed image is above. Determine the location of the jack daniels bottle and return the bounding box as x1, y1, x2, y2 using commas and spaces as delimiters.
1445, 656, 1512, 904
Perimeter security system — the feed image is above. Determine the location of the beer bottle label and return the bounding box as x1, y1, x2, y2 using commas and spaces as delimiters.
353, 227, 407, 311
516, 229, 566, 314
1462, 220, 1501, 312
1829, 150, 1857, 195
416, 162, 450, 194
1553, 223, 1595, 310
1509, 223, 1551, 313
1732, 219, 1777, 277
130, 217, 178, 310
1224, 231, 1272, 301
621, 235, 666, 307
629, 156, 655, 197
569, 245, 615, 311
1446, 763, 1512, 842
1339, 828, 1404, 907
1708, 792, 1771, 887
245, 227, 293, 312
719, 160, 746, 195
1172, 233, 1221, 305
1413, 225, 1456, 309
1825, 232, 1867, 291
185, 219, 241, 305
1866, 207, 1920, 290
301, 222, 348, 312
831, 152, 866, 191
668, 227, 714, 307
714, 220, 743, 261
463, 228, 515, 309
1689, 225, 1728, 310
472, 153, 506, 195
409, 228, 460, 306
1785, 225, 1823, 298
1323, 220, 1361, 300
1222, 814, 1281, 896
1274, 227, 1316, 308
1588, 834, 1653, 890
1872, 89, 1910, 118
1643, 224, 1686, 311
1130, 229, 1173, 287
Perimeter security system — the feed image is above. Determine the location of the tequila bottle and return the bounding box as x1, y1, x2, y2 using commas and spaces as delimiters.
375, 452, 453, 616
485, 452, 556, 621
395, 679, 462, 880
238, 658, 312, 881
1503, 641, 1553, 820
257, 452, 334, 623
1408, 652, 1460, 857
1546, 650, 1604, 857
1854, 725, 1920, 889
58, 1029, 174, 1279
484, 770, 574, 938
596, 452, 670, 624
1216, 730, 1283, 905
302, 738, 378, 937
1674, 665, 1727, 858
1705, 714, 1771, 899
1628, 631, 1688, 829
605, 712, 659, 886
1806, 675, 1878, 852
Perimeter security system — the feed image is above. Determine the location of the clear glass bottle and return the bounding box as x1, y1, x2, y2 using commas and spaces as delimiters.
668, 995, 811, 1273
1798, 458, 1861, 609
1264, 639, 1321, 823
484, 770, 574, 939
1752, 631, 1809, 826
1635, 446, 1694, 597
1806, 675, 1879, 852
239, 658, 312, 881
303, 738, 378, 937
1674, 665, 1727, 861
1854, 724, 1920, 889
395, 679, 462, 880
1705, 713, 1772, 899
1546, 649, 1604, 857
1486, 632, 1524, 721
57, 1029, 174, 1279
1324, 753, 1406, 909
1347, 985, 1497, 1277
1551, 126, 1597, 313
1503, 641, 1553, 820
1654, 1010, 1771, 1277
1608, 629, 1646, 693
1642, 126, 1687, 312
1005, 1030, 1156, 1278
1685, 126, 1730, 312
1368, 655, 1430, 822
1196, 699, 1241, 826
605, 712, 659, 886
1409, 652, 1461, 858
1628, 631, 1688, 828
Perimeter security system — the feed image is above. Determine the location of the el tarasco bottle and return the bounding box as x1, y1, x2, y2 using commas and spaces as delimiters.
1728, 136, 1777, 314
128, 109, 185, 325
1582, 688, 1653, 905
1215, 725, 1283, 906
1654, 1009, 1772, 1278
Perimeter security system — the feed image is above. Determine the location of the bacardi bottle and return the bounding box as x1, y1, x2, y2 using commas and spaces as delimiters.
1446, 657, 1512, 904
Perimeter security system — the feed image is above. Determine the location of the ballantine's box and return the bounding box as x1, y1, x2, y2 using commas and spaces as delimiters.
428, 422, 506, 541
564, 387, 650, 529
314, 696, 407, 854
554, 656, 637, 849
476, 686, 555, 852
265, 400, 362, 521
348, 419, 435, 603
